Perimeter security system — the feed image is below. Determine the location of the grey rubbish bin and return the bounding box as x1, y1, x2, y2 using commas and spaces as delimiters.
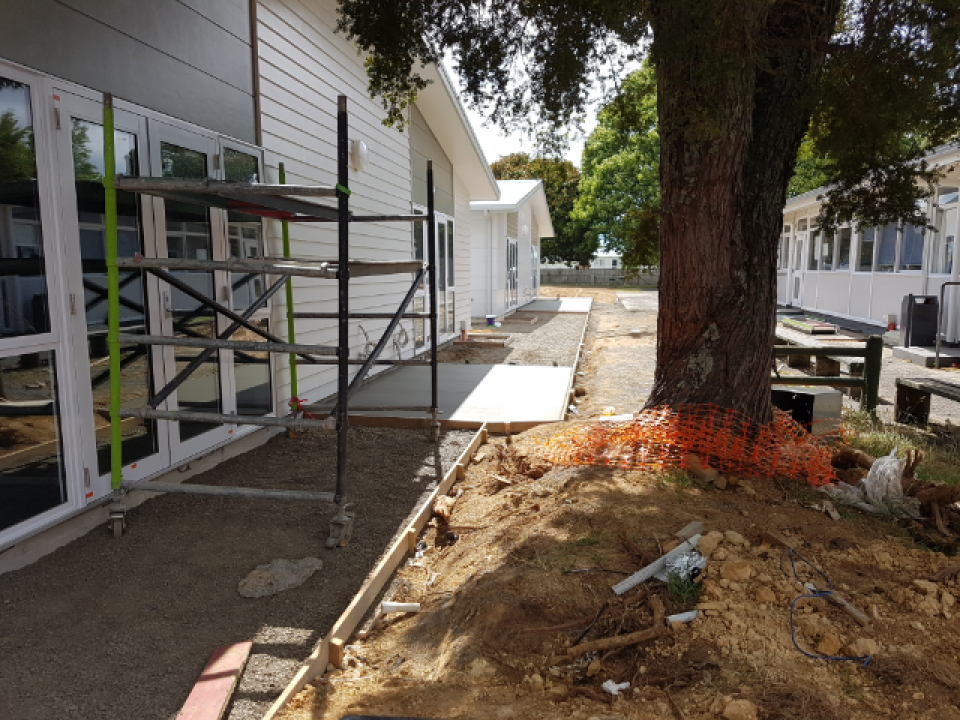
901, 294, 939, 347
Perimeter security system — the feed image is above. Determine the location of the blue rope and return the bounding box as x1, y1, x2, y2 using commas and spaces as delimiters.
787, 548, 872, 667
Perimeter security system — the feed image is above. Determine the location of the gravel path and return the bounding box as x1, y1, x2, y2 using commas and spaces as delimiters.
0, 427, 472, 720
439, 311, 587, 367
572, 290, 659, 417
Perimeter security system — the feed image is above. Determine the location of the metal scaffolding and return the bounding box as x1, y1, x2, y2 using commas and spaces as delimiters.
102, 93, 440, 547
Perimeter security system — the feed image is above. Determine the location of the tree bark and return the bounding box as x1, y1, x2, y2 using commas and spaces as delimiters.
647, 0, 841, 423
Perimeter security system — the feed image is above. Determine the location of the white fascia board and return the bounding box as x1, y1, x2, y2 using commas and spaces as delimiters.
417, 63, 499, 200
471, 181, 555, 237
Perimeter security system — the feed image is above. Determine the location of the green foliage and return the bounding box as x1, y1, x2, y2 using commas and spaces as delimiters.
490, 152, 597, 265
667, 573, 702, 609
71, 121, 101, 182
810, 1, 960, 231
338, 0, 960, 239
787, 133, 830, 198
570, 64, 660, 268
0, 111, 36, 182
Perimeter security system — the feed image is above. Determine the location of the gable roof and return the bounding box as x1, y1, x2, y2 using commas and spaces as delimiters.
415, 63, 500, 200
471, 179, 555, 237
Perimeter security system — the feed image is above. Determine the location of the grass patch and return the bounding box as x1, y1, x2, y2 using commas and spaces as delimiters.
574, 534, 602, 547
667, 573, 703, 609
843, 411, 960, 486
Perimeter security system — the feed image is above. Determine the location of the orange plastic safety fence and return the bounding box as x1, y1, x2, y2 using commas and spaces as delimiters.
543, 404, 842, 486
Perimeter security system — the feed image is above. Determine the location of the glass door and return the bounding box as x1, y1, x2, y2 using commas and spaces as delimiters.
792, 232, 806, 305
0, 71, 73, 538
220, 142, 273, 422
147, 121, 232, 463
53, 90, 169, 496
412, 208, 455, 345
506, 238, 518, 310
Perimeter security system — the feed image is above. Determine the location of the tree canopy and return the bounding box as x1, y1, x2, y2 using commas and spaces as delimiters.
339, 0, 960, 232
339, 0, 960, 422
490, 152, 595, 266
570, 63, 660, 269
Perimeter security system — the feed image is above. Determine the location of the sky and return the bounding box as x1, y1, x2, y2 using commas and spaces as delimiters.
442, 58, 599, 169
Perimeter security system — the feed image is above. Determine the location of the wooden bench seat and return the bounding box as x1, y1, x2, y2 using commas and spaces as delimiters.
776, 326, 867, 398
895, 377, 960, 424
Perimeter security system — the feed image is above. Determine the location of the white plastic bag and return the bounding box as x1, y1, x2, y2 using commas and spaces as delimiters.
822, 448, 920, 518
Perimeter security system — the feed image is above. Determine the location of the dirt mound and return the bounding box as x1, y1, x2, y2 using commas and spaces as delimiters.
276, 429, 960, 720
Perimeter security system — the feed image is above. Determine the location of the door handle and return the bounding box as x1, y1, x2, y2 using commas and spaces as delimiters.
163, 291, 173, 318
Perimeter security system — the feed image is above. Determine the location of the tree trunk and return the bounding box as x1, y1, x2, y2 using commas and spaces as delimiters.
647, 0, 841, 423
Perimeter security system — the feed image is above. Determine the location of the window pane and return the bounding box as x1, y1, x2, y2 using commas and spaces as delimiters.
901, 224, 924, 270
161, 143, 220, 441
70, 119, 160, 473
938, 187, 959, 205
437, 222, 447, 291
797, 219, 808, 232
933, 208, 956, 275
447, 220, 454, 286
235, 318, 272, 416
808, 231, 819, 270
0, 78, 49, 338
821, 231, 834, 271
877, 223, 897, 272
0, 350, 66, 532
224, 147, 259, 183
857, 228, 875, 271
223, 149, 266, 311
837, 227, 851, 270
413, 296, 424, 348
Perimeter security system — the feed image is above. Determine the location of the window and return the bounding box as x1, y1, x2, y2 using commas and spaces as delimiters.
877, 223, 898, 272
821, 230, 834, 271
0, 350, 66, 532
69, 117, 160, 473
612, 259, 618, 268
836, 227, 851, 270
939, 186, 959, 205
857, 227, 875, 271
798, 219, 808, 232
932, 207, 956, 275
161, 142, 221, 442
900, 224, 924, 271
808, 230, 820, 270
0, 77, 49, 338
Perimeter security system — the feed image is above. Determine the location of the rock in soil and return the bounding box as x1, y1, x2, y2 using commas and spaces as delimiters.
238, 558, 323, 598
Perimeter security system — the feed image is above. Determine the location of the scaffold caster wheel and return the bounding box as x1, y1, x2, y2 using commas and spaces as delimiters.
325, 506, 355, 549
109, 512, 126, 538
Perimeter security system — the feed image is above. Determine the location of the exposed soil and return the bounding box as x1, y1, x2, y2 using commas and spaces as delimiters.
276, 290, 960, 720
0, 427, 473, 720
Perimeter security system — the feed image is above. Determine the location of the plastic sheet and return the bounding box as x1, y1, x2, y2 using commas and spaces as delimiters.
822, 448, 920, 518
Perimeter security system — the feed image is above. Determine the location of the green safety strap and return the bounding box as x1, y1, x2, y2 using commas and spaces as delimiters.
335, 183, 351, 196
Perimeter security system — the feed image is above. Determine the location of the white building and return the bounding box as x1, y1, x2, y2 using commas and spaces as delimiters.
470, 179, 554, 318
0, 0, 498, 559
779, 143, 960, 339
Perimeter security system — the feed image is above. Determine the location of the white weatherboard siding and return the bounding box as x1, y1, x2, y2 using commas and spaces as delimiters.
470, 212, 489, 317
257, 0, 417, 406
454, 173, 473, 333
